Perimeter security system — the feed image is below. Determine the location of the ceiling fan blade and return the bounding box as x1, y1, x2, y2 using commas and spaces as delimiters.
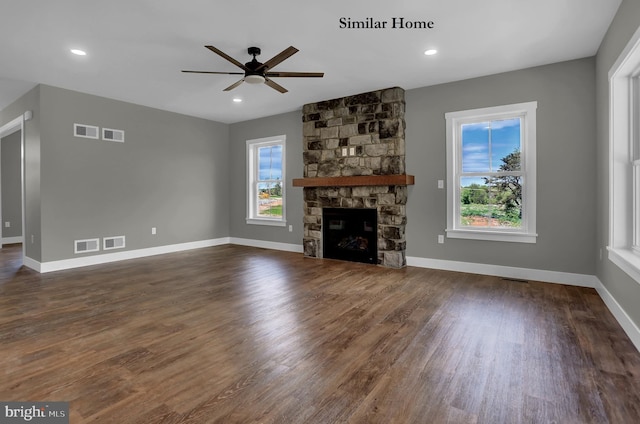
264, 78, 288, 93
258, 46, 299, 71
265, 71, 324, 78
205, 45, 249, 71
223, 79, 245, 91
182, 70, 245, 75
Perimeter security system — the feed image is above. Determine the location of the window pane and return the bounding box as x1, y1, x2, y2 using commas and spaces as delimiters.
258, 145, 283, 181
460, 176, 491, 226
462, 118, 521, 173
491, 118, 521, 172
462, 122, 490, 172
257, 182, 283, 218
459, 176, 522, 228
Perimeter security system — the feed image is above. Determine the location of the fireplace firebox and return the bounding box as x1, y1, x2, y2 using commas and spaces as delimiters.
323, 208, 377, 264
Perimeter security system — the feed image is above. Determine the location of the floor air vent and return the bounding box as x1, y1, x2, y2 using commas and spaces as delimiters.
102, 128, 125, 143
501, 277, 529, 283
103, 235, 125, 250
74, 123, 99, 139
75, 238, 100, 254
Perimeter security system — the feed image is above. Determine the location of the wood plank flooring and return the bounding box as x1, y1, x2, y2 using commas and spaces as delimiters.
1, 243, 639, 423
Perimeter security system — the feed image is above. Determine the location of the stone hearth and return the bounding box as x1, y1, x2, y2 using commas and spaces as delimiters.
298, 87, 410, 268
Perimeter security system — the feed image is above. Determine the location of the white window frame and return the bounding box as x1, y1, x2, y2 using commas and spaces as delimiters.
445, 101, 538, 243
246, 135, 286, 227
608, 25, 640, 285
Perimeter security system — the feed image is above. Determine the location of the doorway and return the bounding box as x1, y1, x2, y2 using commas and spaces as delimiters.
0, 115, 25, 264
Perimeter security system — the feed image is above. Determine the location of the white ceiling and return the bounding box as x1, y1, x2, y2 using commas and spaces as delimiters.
0, 0, 621, 124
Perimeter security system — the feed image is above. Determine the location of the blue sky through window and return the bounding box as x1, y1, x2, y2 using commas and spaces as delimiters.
461, 118, 521, 173
258, 145, 282, 180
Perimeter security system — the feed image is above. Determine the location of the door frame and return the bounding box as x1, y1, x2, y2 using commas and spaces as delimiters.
0, 115, 26, 261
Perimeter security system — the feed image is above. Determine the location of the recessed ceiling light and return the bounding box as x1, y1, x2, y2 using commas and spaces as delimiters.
424, 49, 438, 56
70, 49, 87, 56
232, 98, 242, 103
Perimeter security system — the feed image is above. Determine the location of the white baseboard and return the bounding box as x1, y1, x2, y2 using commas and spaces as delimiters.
406, 256, 599, 288
594, 279, 640, 353
229, 237, 303, 253
22, 255, 41, 272
36, 238, 231, 273
2, 236, 23, 244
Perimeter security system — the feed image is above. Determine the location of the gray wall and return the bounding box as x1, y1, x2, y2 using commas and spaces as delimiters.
596, 0, 640, 328
1, 130, 22, 239
228, 111, 303, 245
1, 86, 41, 261
37, 85, 230, 262
405, 58, 597, 274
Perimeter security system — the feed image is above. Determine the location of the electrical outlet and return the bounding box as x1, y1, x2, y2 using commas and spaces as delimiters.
151, 227, 157, 235
289, 225, 293, 232
438, 234, 445, 244
4, 222, 9, 228
437, 180, 444, 189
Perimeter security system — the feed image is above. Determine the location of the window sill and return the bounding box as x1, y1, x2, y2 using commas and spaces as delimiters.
608, 247, 640, 285
446, 228, 537, 243
246, 218, 286, 227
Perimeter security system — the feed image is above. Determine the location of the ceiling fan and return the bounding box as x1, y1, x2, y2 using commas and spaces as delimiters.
182, 45, 324, 93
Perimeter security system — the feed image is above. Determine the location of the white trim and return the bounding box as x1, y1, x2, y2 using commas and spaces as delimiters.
246, 135, 286, 226
446, 229, 537, 243
594, 278, 640, 353
608, 23, 640, 285
22, 255, 41, 272
2, 236, 23, 244
0, 115, 25, 255
39, 237, 230, 273
445, 101, 537, 243
230, 237, 303, 253
608, 247, 640, 284
32, 237, 303, 273
406, 255, 598, 287
245, 218, 287, 227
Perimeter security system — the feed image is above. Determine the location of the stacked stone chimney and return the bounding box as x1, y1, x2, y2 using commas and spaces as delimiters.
301, 87, 408, 268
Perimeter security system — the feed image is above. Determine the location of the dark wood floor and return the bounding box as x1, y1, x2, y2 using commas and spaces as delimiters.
1, 244, 639, 423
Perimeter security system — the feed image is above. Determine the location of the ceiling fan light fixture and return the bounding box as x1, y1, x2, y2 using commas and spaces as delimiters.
245, 74, 266, 84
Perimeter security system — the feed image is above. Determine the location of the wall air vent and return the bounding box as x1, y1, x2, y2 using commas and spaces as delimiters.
74, 238, 100, 254
74, 123, 99, 139
103, 235, 125, 250
102, 128, 125, 143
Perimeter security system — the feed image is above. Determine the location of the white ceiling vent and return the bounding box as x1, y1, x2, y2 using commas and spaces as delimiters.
74, 123, 99, 139
74, 238, 100, 254
103, 235, 125, 250
102, 128, 125, 143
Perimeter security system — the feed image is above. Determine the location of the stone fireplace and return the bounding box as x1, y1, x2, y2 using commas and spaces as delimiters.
293, 87, 413, 268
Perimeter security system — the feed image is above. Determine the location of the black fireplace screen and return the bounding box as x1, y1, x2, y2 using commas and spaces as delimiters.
322, 208, 377, 264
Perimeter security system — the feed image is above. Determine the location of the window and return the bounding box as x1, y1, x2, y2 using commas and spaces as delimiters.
445, 102, 537, 243
608, 26, 640, 284
246, 135, 286, 226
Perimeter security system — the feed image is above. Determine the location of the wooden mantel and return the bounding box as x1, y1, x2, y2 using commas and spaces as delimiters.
292, 174, 415, 187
